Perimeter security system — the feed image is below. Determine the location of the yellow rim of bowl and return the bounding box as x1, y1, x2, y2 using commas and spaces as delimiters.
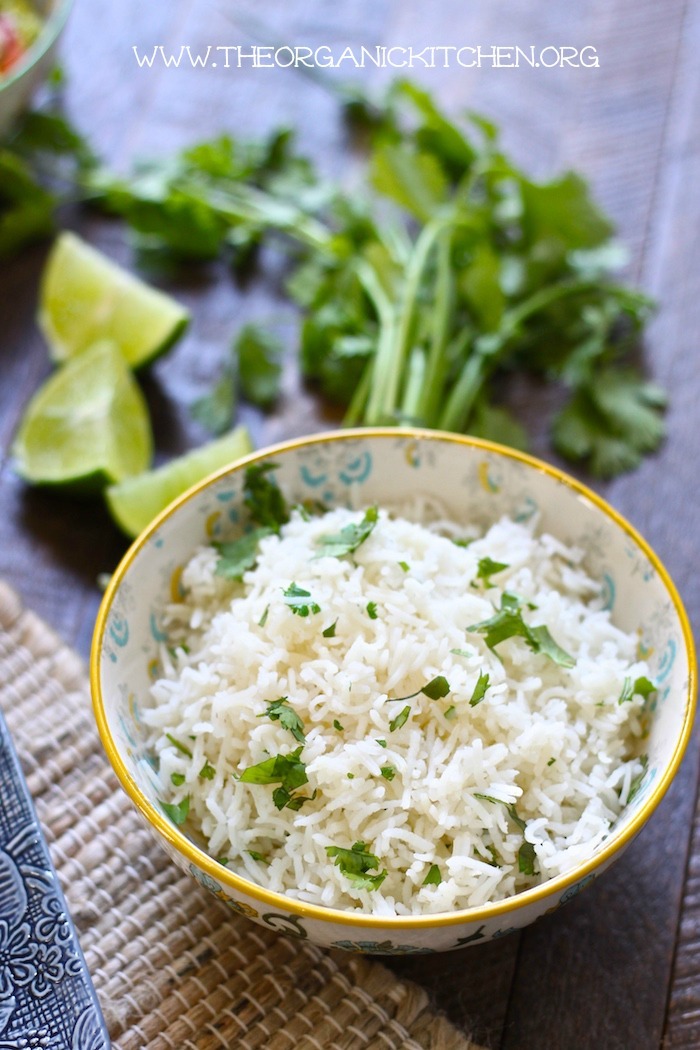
91, 427, 698, 932
1, 0, 74, 93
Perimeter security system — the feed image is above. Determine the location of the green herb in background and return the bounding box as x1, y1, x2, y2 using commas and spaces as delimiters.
2, 77, 665, 478
193, 323, 284, 435
0, 110, 95, 258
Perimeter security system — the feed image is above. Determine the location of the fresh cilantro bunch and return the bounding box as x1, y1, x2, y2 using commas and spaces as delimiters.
293, 80, 664, 477
1, 79, 665, 476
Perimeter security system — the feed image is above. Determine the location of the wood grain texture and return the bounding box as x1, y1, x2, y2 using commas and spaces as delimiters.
1, 2, 698, 1047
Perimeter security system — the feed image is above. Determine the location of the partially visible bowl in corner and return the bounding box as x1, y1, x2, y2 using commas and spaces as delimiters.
0, 0, 74, 135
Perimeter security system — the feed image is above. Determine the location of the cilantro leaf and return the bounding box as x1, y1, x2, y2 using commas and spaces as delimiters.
244, 462, 289, 531
314, 506, 378, 559
259, 697, 306, 743
422, 863, 442, 886
190, 366, 236, 435
517, 840, 537, 877
166, 734, 193, 758
618, 675, 656, 705
282, 582, 321, 616
159, 796, 190, 825
235, 323, 283, 408
272, 786, 317, 811
421, 675, 451, 700
389, 705, 411, 732
215, 526, 274, 580
0, 150, 55, 259
199, 760, 216, 780
467, 594, 574, 667
627, 755, 649, 804
343, 870, 388, 891
239, 746, 308, 790
552, 370, 666, 478
527, 625, 576, 669
326, 840, 379, 873
476, 557, 510, 587
322, 620, 338, 638
380, 765, 397, 781
170, 772, 186, 786
326, 841, 387, 889
247, 850, 270, 864
468, 671, 490, 707
390, 675, 451, 703
366, 601, 378, 619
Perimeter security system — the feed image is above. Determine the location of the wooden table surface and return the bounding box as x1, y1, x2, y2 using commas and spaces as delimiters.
2, 2, 699, 1047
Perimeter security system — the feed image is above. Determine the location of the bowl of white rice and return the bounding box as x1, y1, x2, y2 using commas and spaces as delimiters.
91, 428, 696, 954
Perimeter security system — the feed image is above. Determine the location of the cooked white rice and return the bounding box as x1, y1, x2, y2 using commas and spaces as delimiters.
144, 502, 649, 916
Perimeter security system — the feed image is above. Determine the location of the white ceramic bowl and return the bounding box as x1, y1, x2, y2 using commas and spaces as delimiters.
91, 429, 696, 955
0, 0, 73, 134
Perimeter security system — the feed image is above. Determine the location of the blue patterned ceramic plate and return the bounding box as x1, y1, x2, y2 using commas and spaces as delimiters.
0, 708, 109, 1049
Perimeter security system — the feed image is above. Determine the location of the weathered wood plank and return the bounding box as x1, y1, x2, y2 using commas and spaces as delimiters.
502, 0, 700, 1045
643, 1, 700, 1041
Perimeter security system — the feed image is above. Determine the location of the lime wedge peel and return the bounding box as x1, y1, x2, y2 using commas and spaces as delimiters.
12, 340, 154, 492
106, 425, 254, 537
38, 232, 190, 368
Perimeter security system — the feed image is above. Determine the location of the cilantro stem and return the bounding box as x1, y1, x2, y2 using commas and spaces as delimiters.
438, 279, 605, 433
183, 179, 333, 253
365, 213, 453, 425
400, 346, 427, 421
503, 277, 600, 329
438, 344, 487, 432
417, 229, 454, 424
343, 359, 373, 426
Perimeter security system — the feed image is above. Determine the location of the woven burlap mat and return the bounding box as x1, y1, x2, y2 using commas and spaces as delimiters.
0, 581, 483, 1050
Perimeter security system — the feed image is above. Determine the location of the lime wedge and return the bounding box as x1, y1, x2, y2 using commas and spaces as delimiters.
13, 341, 153, 491
38, 232, 190, 367
106, 425, 254, 537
